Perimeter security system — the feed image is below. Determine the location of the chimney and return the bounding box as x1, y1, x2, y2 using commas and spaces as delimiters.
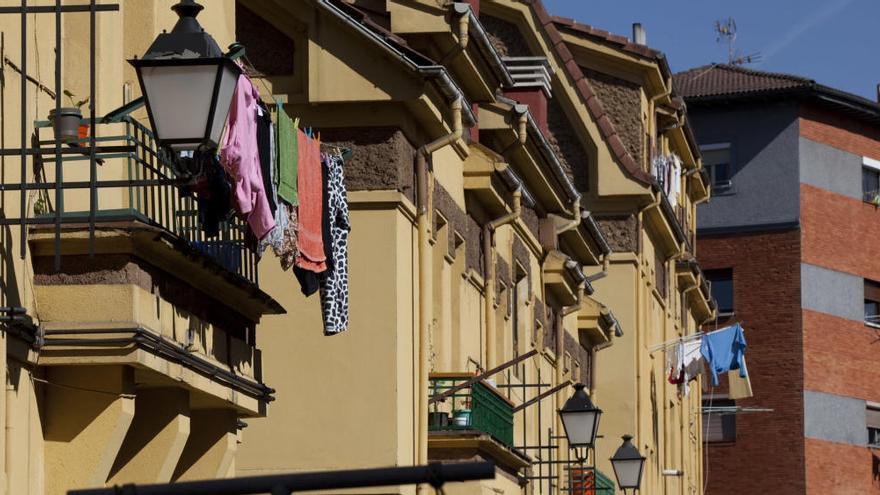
876, 83, 880, 104
632, 23, 646, 45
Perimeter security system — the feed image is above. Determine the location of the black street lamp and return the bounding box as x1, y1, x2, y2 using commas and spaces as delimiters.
558, 383, 602, 462
610, 435, 646, 494
128, 0, 241, 151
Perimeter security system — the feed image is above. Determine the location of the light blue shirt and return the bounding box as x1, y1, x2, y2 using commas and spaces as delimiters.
700, 323, 747, 387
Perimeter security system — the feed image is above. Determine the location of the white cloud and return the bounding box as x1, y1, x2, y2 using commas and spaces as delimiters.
761, 0, 856, 63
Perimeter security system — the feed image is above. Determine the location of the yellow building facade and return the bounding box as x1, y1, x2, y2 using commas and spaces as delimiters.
0, 1, 713, 494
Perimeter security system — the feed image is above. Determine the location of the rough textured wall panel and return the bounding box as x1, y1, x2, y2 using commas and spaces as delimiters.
547, 97, 588, 191
595, 215, 637, 253
236, 3, 295, 76
481, 15, 533, 57
582, 67, 642, 168
521, 204, 541, 239
321, 127, 416, 203
433, 182, 468, 259
466, 214, 484, 275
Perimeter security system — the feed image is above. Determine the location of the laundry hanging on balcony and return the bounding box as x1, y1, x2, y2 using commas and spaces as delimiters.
192, 65, 352, 335
701, 323, 747, 387
651, 153, 682, 204
219, 72, 275, 239
660, 323, 752, 398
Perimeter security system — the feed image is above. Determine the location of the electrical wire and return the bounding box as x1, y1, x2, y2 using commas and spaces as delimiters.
29, 376, 136, 399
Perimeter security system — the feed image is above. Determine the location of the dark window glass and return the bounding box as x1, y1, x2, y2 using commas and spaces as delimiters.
863, 167, 880, 202
706, 269, 734, 314
703, 398, 736, 443
701, 146, 732, 192
864, 279, 880, 324
867, 406, 880, 446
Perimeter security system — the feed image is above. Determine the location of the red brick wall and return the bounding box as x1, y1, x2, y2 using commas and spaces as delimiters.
698, 229, 805, 495
800, 104, 880, 160
805, 438, 880, 495
803, 310, 880, 401
801, 183, 880, 281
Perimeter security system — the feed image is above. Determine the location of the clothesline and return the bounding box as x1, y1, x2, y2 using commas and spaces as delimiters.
700, 406, 773, 415
648, 325, 742, 354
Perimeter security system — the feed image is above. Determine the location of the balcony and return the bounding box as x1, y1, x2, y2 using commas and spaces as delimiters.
17, 117, 268, 287
429, 374, 514, 447
427, 373, 529, 472
6, 116, 282, 416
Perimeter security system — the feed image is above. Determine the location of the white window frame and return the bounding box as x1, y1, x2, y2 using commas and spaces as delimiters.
700, 143, 733, 193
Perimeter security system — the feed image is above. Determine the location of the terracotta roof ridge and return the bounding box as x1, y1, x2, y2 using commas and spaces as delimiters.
700, 63, 814, 85
523, 0, 654, 187
550, 15, 664, 60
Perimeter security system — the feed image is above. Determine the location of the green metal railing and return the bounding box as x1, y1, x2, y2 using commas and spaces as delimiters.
428, 375, 514, 448
17, 117, 259, 285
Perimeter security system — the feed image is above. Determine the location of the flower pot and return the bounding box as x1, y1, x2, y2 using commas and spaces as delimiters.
428, 412, 449, 428
48, 107, 83, 143
452, 409, 471, 427
78, 123, 90, 140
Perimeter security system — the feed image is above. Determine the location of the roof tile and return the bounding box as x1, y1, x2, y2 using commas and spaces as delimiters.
673, 64, 813, 99
555, 42, 573, 63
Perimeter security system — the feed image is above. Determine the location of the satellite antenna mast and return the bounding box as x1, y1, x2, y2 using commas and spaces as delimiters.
715, 17, 737, 64
714, 17, 762, 66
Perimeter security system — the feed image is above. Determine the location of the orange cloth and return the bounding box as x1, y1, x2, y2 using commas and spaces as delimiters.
295, 131, 326, 272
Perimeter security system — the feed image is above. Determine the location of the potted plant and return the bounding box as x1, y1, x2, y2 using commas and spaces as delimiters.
48, 90, 89, 143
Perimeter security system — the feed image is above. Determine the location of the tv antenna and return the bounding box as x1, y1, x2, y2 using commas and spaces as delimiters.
715, 17, 762, 66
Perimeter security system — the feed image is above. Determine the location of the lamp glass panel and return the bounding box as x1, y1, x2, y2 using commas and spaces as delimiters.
140, 64, 217, 148
561, 410, 597, 446
612, 458, 644, 489
208, 64, 240, 147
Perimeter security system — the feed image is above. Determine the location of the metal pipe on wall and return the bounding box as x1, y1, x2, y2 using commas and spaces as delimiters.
483, 188, 522, 369
415, 98, 463, 482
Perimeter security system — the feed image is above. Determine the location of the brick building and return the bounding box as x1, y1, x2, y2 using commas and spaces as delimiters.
675, 64, 880, 494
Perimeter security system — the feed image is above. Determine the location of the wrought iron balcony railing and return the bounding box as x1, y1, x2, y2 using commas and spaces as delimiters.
1, 117, 259, 286
428, 374, 515, 448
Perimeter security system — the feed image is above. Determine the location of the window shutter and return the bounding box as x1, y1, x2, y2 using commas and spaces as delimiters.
865, 280, 880, 303
867, 407, 880, 428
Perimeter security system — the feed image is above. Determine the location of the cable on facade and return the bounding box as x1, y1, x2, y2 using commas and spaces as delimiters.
29, 376, 137, 399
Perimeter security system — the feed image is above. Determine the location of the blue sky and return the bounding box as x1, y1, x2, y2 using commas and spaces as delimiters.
543, 0, 879, 100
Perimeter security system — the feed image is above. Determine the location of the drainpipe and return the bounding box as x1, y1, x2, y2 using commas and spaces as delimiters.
483, 188, 522, 368
416, 98, 463, 475
441, 5, 470, 64
554, 196, 582, 235
586, 252, 611, 284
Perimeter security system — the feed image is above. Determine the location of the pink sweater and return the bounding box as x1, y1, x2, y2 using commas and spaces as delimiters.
220, 74, 275, 239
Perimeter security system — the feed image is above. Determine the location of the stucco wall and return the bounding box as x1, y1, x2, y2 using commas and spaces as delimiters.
688, 102, 801, 232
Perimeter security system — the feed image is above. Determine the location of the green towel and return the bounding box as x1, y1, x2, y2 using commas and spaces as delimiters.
277, 110, 299, 205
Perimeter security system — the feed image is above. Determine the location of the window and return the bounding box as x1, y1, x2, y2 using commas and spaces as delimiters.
700, 144, 732, 193
655, 250, 668, 299
868, 405, 880, 448
512, 271, 529, 378
703, 398, 736, 443
706, 269, 734, 315
865, 279, 880, 325
863, 158, 880, 203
